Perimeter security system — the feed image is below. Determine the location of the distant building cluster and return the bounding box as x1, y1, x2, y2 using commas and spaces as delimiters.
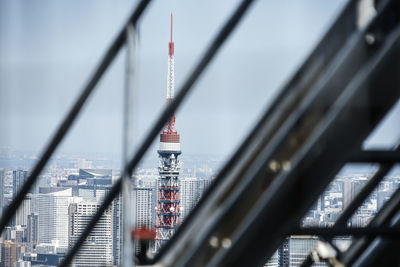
0, 167, 118, 267
264, 170, 400, 266
0, 155, 215, 267
2, 151, 398, 267
302, 173, 400, 228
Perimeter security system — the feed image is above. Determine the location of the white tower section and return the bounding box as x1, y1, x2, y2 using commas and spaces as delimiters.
167, 53, 175, 99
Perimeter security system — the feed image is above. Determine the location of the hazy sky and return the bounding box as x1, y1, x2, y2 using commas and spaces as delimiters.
1, 0, 399, 159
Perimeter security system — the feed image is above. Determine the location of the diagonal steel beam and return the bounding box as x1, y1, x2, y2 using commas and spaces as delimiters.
347, 150, 400, 163
154, 2, 363, 263
340, 180, 400, 265
59, 0, 255, 265
0, 0, 152, 235
154, 1, 400, 264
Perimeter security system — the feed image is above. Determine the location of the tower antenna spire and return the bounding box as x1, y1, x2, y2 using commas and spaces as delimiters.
168, 13, 174, 55
171, 13, 173, 43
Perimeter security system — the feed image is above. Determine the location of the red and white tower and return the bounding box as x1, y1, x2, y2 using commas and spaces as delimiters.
155, 13, 181, 250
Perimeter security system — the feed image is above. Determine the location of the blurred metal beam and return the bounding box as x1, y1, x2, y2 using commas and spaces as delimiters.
292, 227, 400, 237
122, 23, 138, 267
154, 0, 400, 266
59, 0, 255, 265
347, 150, 400, 163
0, 0, 152, 236
341, 181, 400, 265
154, 0, 362, 265
300, 146, 398, 267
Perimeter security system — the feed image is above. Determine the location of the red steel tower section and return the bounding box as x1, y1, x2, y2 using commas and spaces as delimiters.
155, 13, 181, 250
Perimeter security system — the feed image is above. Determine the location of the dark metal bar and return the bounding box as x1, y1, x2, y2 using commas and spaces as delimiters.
300, 162, 394, 267
153, 1, 400, 266
341, 178, 400, 265
124, 0, 255, 177
0, 0, 151, 235
351, 211, 400, 266
155, 0, 361, 262
299, 254, 314, 267
292, 227, 400, 237
210, 13, 400, 267
313, 185, 400, 266
347, 150, 400, 163
336, 165, 394, 227
302, 148, 398, 267
59, 0, 254, 265
122, 23, 137, 263
154, 1, 367, 266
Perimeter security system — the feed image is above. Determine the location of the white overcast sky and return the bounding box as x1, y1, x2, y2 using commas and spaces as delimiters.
1, 0, 399, 158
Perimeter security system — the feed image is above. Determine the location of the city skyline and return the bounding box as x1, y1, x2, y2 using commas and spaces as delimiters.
1, 1, 400, 266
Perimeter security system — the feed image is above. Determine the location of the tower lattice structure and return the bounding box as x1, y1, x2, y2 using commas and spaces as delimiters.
155, 13, 181, 251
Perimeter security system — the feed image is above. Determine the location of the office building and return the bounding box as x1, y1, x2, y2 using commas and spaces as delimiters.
27, 213, 38, 243
134, 186, 156, 229
289, 237, 317, 266
78, 169, 112, 185
77, 185, 107, 201
37, 188, 82, 246
12, 170, 28, 198
0, 240, 22, 267
31, 253, 64, 266
10, 226, 25, 243
113, 194, 122, 266
279, 236, 325, 267
180, 177, 211, 221
13, 194, 32, 227
343, 180, 355, 209
68, 201, 113, 266
343, 179, 365, 209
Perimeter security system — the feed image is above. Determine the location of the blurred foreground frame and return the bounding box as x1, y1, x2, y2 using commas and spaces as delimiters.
2, 0, 400, 266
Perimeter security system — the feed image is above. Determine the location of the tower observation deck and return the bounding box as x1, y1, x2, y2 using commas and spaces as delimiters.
155, 13, 181, 251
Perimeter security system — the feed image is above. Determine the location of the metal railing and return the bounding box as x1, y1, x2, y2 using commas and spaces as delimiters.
0, 0, 255, 266
2, 0, 400, 266
150, 0, 400, 266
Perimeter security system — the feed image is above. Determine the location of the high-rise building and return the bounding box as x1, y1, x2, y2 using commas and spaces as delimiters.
37, 188, 82, 247
343, 179, 364, 209
155, 13, 181, 251
13, 170, 28, 198
77, 184, 109, 202
13, 194, 32, 227
279, 236, 325, 267
278, 238, 289, 267
180, 178, 211, 221
133, 186, 156, 255
75, 182, 121, 265
68, 201, 113, 267
343, 179, 355, 209
10, 226, 25, 243
0, 240, 22, 267
113, 194, 122, 266
27, 213, 39, 243
134, 186, 156, 229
